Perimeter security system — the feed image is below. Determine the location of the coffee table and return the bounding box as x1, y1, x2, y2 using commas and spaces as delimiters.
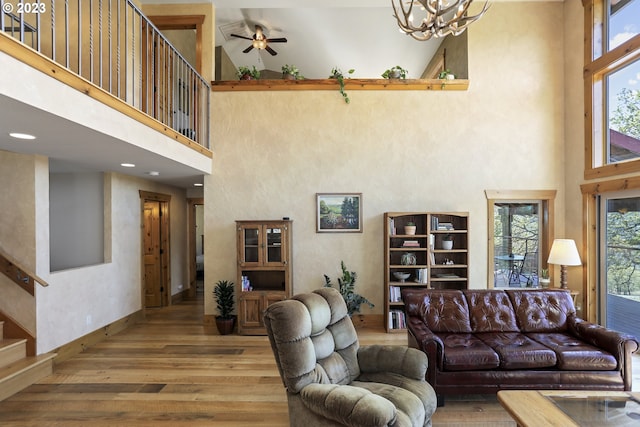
497, 390, 640, 426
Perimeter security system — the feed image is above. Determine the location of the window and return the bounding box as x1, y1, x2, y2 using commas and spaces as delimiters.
485, 190, 556, 288
585, 0, 640, 178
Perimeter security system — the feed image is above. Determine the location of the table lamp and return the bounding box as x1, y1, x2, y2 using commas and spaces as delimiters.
547, 239, 582, 289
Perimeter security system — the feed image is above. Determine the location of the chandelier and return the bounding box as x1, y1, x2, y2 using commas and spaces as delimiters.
392, 0, 490, 41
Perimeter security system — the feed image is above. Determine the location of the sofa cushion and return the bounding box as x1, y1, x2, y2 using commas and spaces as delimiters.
507, 289, 575, 333
465, 290, 519, 333
478, 332, 557, 369
528, 333, 618, 370
438, 333, 500, 371
402, 289, 472, 333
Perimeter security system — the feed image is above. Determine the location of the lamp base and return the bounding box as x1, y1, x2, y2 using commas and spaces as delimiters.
559, 265, 568, 289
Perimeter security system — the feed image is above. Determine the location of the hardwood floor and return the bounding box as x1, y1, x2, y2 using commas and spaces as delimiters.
0, 294, 637, 426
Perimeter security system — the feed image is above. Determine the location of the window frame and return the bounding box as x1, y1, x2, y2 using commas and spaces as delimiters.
584, 0, 640, 179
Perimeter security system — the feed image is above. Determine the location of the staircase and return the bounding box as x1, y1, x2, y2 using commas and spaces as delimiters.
0, 321, 56, 401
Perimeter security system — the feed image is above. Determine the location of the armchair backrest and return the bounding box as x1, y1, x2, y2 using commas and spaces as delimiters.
263, 287, 361, 394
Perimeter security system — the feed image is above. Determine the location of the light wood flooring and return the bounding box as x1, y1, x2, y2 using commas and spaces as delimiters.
0, 293, 637, 427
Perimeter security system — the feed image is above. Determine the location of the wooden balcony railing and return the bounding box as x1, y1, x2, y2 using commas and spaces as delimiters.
1, 0, 210, 148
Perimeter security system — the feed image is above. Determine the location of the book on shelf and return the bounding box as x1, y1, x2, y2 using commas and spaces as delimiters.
402, 240, 420, 247
389, 286, 403, 302
416, 268, 428, 284
388, 310, 406, 330
436, 273, 460, 278
389, 218, 396, 236
431, 216, 439, 231
437, 222, 454, 230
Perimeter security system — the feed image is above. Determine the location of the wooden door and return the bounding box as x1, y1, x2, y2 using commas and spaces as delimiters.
238, 292, 263, 332
143, 201, 163, 308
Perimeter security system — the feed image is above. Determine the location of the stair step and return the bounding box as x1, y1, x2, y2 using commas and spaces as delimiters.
0, 338, 27, 369
0, 353, 56, 401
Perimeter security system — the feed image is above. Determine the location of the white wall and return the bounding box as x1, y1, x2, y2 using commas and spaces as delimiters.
205, 2, 572, 317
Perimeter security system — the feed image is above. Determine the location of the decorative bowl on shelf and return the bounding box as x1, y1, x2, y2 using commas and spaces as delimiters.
393, 272, 410, 282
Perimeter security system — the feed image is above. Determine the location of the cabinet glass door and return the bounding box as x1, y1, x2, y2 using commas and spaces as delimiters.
243, 227, 260, 263
266, 227, 282, 263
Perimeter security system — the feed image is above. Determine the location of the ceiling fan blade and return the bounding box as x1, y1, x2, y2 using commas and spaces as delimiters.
230, 33, 253, 41
242, 45, 254, 53
265, 45, 278, 56
266, 37, 287, 43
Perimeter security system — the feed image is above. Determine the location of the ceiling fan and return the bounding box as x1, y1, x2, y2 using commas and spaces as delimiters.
231, 25, 287, 56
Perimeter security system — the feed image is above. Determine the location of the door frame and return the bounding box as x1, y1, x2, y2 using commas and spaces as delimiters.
140, 190, 171, 308
187, 197, 204, 298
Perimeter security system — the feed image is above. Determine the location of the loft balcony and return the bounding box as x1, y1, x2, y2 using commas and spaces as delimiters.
0, 0, 211, 187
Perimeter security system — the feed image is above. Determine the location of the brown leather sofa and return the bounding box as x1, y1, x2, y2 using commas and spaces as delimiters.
402, 288, 639, 406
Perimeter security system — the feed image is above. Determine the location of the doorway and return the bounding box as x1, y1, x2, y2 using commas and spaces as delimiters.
188, 198, 204, 297
140, 191, 171, 308
598, 190, 640, 338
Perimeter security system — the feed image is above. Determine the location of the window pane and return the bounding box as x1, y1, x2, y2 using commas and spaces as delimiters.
493, 202, 540, 287
608, 0, 639, 51
607, 59, 640, 163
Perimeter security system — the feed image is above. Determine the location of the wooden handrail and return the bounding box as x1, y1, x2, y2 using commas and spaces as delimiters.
0, 250, 49, 296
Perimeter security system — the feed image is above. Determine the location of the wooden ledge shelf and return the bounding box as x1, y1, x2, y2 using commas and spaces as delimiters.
210, 78, 469, 92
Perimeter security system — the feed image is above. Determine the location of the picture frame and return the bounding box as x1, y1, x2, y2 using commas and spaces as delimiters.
316, 193, 362, 233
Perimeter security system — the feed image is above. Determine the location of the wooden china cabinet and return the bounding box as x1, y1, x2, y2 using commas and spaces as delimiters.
236, 220, 292, 335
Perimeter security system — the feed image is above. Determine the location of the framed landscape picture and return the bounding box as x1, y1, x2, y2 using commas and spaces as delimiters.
316, 193, 362, 233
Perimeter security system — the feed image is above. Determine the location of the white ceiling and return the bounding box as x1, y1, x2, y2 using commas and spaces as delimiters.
212, 1, 444, 79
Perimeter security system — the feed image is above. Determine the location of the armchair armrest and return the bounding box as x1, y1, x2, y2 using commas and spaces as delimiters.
358, 345, 427, 380
300, 383, 396, 427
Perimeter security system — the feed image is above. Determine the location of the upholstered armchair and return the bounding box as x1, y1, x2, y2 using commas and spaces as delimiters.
263, 287, 437, 427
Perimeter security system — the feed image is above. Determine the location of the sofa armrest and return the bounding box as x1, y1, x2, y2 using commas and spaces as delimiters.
569, 316, 639, 390
358, 345, 427, 380
300, 383, 396, 426
569, 316, 639, 358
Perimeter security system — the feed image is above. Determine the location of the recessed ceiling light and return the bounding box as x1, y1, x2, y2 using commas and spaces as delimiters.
147, 171, 160, 176
121, 163, 135, 168
194, 183, 203, 187
9, 132, 36, 140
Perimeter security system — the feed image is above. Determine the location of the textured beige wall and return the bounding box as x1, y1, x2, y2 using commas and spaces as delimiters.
0, 150, 37, 333
205, 2, 569, 317
34, 171, 188, 353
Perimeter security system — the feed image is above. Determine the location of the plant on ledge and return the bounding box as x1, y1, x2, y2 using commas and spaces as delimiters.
237, 66, 260, 80
281, 64, 304, 80
382, 65, 407, 79
329, 67, 355, 104
324, 260, 374, 316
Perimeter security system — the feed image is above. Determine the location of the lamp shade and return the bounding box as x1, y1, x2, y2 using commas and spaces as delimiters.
547, 239, 582, 266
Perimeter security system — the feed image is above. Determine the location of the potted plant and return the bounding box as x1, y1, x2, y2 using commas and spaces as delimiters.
237, 66, 260, 80
324, 261, 374, 317
329, 67, 355, 104
214, 280, 235, 335
382, 65, 407, 79
281, 64, 303, 80
441, 234, 454, 250
438, 69, 455, 89
404, 222, 417, 235
539, 268, 551, 288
